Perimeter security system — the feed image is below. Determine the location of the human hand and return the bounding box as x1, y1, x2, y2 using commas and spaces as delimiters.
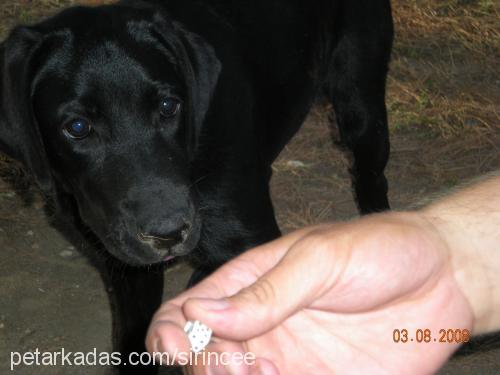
146, 212, 474, 374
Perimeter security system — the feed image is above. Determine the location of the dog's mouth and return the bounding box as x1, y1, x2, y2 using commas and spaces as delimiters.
103, 217, 202, 267
137, 230, 190, 255
138, 233, 183, 264
164, 255, 177, 262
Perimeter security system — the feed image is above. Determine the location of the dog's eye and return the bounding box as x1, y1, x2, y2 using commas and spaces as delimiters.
63, 119, 92, 139
160, 97, 181, 118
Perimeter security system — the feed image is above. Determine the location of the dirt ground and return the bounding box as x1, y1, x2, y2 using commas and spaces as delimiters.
0, 0, 499, 374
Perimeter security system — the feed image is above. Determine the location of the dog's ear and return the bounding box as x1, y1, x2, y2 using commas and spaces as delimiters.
0, 26, 56, 197
141, 12, 221, 155
178, 29, 221, 151
168, 22, 221, 156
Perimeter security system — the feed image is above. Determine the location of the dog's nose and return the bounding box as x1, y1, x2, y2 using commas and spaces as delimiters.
138, 219, 191, 252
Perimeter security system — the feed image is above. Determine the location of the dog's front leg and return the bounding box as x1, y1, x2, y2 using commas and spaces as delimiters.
100, 258, 164, 374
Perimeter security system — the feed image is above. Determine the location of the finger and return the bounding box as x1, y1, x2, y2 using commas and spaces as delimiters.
228, 225, 325, 272
146, 303, 191, 364
199, 341, 249, 375
147, 225, 329, 357
188, 340, 279, 375
147, 320, 192, 366
171, 225, 326, 305
182, 231, 348, 341
251, 358, 280, 375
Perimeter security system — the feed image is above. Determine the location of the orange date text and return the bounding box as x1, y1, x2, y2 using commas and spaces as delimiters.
392, 329, 470, 344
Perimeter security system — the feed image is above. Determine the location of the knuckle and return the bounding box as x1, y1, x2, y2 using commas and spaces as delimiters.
302, 231, 334, 254
240, 278, 277, 306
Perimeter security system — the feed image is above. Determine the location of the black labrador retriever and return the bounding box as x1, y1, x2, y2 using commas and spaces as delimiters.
0, 0, 393, 373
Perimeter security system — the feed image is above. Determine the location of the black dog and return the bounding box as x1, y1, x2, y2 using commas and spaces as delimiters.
0, 0, 393, 373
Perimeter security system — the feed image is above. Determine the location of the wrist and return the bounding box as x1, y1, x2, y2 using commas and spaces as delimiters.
420, 205, 495, 334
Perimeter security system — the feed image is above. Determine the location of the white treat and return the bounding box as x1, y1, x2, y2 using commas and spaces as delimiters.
184, 320, 212, 353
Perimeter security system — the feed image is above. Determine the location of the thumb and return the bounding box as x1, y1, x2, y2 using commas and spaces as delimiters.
182, 234, 345, 341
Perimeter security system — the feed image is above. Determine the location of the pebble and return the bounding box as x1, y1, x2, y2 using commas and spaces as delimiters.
26, 230, 34, 236
286, 160, 307, 168
34, 201, 45, 210
59, 250, 73, 258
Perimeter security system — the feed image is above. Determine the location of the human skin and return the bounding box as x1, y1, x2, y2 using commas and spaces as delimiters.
146, 173, 500, 374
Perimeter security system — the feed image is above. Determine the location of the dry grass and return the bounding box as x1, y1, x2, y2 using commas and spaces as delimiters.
272, 0, 500, 230
389, 0, 499, 136
0, 0, 115, 37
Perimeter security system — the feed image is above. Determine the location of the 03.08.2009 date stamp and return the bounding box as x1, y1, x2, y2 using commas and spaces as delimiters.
393, 329, 470, 344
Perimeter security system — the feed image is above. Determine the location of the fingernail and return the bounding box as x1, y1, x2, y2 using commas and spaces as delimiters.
153, 337, 163, 353
251, 359, 276, 375
195, 298, 230, 312
207, 364, 229, 375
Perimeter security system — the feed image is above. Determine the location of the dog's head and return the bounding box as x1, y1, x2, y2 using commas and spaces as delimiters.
0, 2, 221, 266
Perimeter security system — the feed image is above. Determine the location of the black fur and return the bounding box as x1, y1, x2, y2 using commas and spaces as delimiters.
0, 0, 393, 373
